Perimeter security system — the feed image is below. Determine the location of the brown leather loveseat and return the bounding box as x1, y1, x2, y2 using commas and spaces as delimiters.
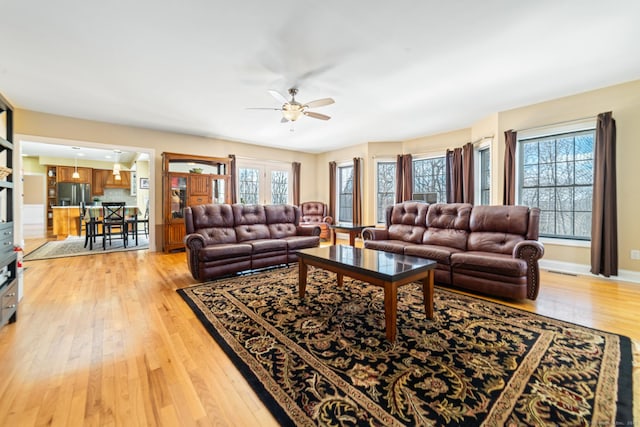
299, 201, 333, 240
363, 202, 544, 300
184, 203, 321, 281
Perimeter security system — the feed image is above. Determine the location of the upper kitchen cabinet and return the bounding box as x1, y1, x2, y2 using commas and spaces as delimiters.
92, 169, 131, 195
57, 166, 91, 183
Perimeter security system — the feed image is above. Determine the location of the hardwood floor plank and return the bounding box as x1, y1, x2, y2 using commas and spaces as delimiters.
0, 238, 635, 425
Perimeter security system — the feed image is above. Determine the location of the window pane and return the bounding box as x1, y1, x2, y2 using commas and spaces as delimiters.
239, 168, 259, 204
271, 170, 288, 204
518, 129, 595, 240
412, 157, 446, 203
479, 147, 491, 205
522, 165, 538, 187
555, 162, 574, 185
338, 166, 353, 223
376, 162, 396, 223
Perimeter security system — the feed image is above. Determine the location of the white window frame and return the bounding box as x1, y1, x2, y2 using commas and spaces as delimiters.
516, 118, 596, 245
374, 158, 396, 225
475, 140, 491, 205
236, 160, 292, 205
335, 162, 353, 224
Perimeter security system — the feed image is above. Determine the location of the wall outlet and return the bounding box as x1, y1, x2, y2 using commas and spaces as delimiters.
631, 249, 640, 260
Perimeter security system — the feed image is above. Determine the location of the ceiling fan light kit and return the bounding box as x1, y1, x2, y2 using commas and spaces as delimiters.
252, 87, 334, 123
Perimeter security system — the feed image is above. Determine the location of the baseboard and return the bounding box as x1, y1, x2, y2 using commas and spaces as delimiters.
539, 259, 640, 284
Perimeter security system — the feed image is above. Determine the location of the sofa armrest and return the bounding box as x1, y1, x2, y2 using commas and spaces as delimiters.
513, 240, 545, 300
297, 225, 321, 236
184, 233, 206, 280
362, 227, 389, 241
323, 216, 333, 224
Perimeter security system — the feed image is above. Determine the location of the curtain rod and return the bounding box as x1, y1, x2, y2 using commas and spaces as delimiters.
516, 115, 597, 134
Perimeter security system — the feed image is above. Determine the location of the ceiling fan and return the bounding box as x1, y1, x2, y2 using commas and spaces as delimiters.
250, 88, 334, 123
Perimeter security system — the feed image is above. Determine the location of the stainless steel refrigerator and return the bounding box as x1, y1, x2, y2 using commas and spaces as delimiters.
57, 183, 91, 206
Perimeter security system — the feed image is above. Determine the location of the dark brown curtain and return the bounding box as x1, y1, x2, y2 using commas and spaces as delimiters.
446, 148, 463, 203
591, 112, 618, 277
329, 161, 336, 221
292, 162, 301, 206
228, 154, 237, 203
353, 157, 363, 224
401, 154, 413, 201
395, 155, 404, 203
503, 130, 517, 205
462, 142, 474, 204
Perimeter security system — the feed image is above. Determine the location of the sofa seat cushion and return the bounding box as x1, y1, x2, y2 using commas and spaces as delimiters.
247, 239, 287, 254
284, 235, 321, 251
268, 223, 298, 239
199, 243, 252, 262
364, 239, 412, 254
405, 244, 462, 265
451, 251, 527, 277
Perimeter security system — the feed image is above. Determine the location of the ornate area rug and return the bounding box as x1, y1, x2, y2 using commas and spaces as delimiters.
178, 267, 634, 426
24, 235, 149, 261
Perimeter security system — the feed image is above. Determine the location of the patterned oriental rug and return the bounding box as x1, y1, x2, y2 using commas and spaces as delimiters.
24, 235, 149, 261
178, 267, 635, 426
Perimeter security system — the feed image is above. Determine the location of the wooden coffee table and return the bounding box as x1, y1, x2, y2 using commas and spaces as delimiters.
297, 245, 436, 342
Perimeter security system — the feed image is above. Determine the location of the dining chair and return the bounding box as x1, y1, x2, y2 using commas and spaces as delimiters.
82, 202, 103, 250
102, 202, 127, 250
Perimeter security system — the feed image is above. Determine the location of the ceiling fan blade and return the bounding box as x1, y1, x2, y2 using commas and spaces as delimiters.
304, 111, 331, 121
268, 89, 289, 104
246, 107, 283, 111
304, 98, 335, 108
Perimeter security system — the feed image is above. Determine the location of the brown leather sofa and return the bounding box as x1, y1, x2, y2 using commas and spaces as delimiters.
363, 202, 544, 300
184, 203, 321, 281
299, 201, 333, 240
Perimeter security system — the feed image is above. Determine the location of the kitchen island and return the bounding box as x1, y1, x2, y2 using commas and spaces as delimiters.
52, 206, 82, 239
52, 205, 141, 240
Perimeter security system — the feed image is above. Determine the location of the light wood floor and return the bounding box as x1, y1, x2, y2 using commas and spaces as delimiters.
1, 238, 638, 426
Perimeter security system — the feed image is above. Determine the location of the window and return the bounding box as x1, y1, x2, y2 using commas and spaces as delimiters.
238, 167, 260, 204
478, 147, 491, 205
412, 156, 446, 203
338, 165, 353, 223
518, 129, 595, 240
237, 161, 291, 204
376, 160, 396, 223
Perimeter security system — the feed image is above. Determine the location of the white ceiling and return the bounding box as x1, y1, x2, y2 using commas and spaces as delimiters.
4, 1, 640, 155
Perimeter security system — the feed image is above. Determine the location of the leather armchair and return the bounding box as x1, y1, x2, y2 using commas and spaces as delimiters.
299, 201, 333, 240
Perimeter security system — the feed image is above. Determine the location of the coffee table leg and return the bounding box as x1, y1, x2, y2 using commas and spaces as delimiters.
337, 273, 343, 287
298, 259, 308, 298
384, 283, 397, 342
349, 231, 356, 246
422, 270, 434, 319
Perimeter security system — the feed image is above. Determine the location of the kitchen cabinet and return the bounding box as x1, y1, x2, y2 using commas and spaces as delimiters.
92, 169, 131, 195
162, 152, 231, 252
57, 166, 91, 183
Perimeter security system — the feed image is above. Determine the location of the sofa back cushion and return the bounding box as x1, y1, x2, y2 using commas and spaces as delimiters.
467, 205, 532, 254
423, 203, 471, 250
300, 201, 327, 223
265, 204, 300, 238
186, 204, 238, 244
387, 202, 428, 243
233, 204, 270, 242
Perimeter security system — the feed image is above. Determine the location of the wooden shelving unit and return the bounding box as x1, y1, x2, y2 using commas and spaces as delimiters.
162, 152, 231, 252
0, 92, 17, 329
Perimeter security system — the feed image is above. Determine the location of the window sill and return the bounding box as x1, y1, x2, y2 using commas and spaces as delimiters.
539, 237, 591, 248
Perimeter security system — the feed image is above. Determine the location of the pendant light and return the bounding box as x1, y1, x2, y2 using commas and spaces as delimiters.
72, 148, 80, 179
113, 150, 122, 180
